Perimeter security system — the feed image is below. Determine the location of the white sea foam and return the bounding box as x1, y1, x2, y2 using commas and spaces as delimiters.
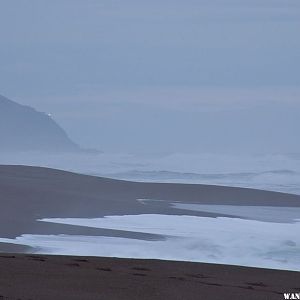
172, 204, 300, 223
1, 152, 300, 194
1, 214, 300, 271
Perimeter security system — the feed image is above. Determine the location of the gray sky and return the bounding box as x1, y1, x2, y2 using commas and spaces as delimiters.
0, 0, 299, 153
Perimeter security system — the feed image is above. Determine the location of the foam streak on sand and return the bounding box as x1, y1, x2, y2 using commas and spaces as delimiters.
1, 214, 300, 271
171, 203, 300, 223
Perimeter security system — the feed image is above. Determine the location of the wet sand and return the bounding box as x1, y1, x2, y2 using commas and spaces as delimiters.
0, 254, 299, 300
1, 165, 300, 244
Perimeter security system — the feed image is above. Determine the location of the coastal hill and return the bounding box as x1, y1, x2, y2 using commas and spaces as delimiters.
0, 94, 80, 152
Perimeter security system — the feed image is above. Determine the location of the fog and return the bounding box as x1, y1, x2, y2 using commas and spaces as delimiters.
0, 1, 299, 153
0, 95, 79, 152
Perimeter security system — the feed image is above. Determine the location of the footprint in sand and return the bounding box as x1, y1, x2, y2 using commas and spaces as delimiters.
73, 258, 89, 263
238, 285, 254, 290
96, 267, 112, 272
27, 255, 47, 262
246, 282, 267, 288
0, 255, 16, 259
186, 273, 210, 279
204, 282, 223, 287
168, 276, 185, 281
66, 263, 80, 267
132, 273, 147, 277
132, 267, 151, 271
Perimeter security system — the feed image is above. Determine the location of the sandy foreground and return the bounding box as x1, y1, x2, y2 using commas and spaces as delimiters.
0, 254, 299, 300
0, 165, 300, 299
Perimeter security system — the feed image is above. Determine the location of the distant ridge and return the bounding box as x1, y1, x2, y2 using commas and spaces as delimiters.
0, 94, 80, 152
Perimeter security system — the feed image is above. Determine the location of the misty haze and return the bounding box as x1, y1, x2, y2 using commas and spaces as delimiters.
0, 1, 299, 299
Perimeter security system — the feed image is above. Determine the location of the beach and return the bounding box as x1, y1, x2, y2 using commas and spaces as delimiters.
0, 165, 300, 299
1, 254, 299, 300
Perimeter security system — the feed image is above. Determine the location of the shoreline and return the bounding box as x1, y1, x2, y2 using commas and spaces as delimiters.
1, 165, 300, 298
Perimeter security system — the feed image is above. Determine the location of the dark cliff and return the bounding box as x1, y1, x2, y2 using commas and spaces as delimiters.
0, 95, 80, 152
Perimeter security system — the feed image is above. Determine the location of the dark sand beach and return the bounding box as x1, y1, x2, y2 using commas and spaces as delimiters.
0, 165, 300, 299
0, 254, 299, 300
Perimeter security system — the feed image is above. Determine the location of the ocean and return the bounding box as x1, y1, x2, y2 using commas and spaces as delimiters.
1, 151, 300, 194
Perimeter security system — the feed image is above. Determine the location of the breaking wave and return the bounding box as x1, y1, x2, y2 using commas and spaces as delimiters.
1, 151, 300, 194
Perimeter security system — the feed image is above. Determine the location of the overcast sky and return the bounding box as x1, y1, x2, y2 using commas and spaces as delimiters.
0, 0, 299, 153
